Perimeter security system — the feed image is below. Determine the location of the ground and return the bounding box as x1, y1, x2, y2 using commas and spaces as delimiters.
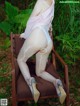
0, 35, 80, 106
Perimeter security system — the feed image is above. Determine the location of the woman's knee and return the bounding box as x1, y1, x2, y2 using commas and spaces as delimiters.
36, 71, 41, 77
17, 44, 39, 64
36, 70, 43, 77
17, 51, 24, 64
17, 55, 21, 64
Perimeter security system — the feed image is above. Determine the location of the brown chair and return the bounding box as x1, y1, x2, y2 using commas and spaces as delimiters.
10, 32, 69, 106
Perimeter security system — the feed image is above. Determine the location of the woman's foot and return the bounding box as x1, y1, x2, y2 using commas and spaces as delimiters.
29, 77, 40, 103
58, 85, 66, 104
55, 79, 66, 104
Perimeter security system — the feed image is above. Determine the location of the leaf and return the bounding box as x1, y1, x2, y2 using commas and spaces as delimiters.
0, 21, 11, 36
15, 13, 29, 25
5, 1, 19, 20
20, 9, 32, 14
14, 9, 32, 26
14, 10, 32, 32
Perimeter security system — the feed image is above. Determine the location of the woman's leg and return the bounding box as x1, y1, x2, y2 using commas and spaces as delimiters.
17, 39, 39, 80
36, 40, 57, 84
17, 39, 42, 102
36, 41, 66, 104
17, 27, 48, 102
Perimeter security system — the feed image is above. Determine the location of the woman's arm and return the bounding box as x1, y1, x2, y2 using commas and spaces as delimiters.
20, 0, 42, 38
31, 0, 42, 16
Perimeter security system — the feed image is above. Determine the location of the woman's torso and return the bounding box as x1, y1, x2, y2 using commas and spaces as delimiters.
22, 0, 54, 43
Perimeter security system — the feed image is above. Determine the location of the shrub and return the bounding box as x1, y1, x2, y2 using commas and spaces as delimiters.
56, 33, 80, 65
52, 0, 80, 65
0, 0, 80, 66
0, 1, 32, 36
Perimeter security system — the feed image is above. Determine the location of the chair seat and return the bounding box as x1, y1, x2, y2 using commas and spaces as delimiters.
16, 62, 66, 100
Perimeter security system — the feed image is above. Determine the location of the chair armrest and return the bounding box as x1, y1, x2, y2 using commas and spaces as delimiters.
52, 49, 67, 66
52, 48, 69, 93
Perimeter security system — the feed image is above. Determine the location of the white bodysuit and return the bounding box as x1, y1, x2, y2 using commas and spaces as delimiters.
21, 0, 55, 44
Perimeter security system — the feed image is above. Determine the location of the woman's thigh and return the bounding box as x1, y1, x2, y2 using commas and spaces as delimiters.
36, 40, 53, 74
18, 27, 49, 61
39, 39, 53, 54
26, 27, 48, 49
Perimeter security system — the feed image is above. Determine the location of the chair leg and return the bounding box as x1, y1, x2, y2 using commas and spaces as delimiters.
12, 98, 17, 106
65, 94, 70, 106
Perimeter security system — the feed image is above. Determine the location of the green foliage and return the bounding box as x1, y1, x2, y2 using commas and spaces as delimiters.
53, 0, 80, 65
14, 9, 32, 33
5, 1, 19, 20
56, 34, 80, 65
0, 21, 11, 35
0, 7, 6, 22
0, 0, 80, 66
0, 63, 8, 73
0, 92, 7, 98
0, 1, 19, 36
53, 1, 80, 36
1, 37, 11, 50
76, 96, 80, 102
0, 1, 32, 36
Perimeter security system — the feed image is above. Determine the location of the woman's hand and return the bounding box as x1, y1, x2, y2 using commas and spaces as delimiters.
30, 0, 42, 17
20, 33, 24, 38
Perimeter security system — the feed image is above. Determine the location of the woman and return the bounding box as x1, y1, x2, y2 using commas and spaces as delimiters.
17, 0, 66, 103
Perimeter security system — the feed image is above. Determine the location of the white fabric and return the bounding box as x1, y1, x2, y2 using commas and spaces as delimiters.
21, 0, 55, 39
